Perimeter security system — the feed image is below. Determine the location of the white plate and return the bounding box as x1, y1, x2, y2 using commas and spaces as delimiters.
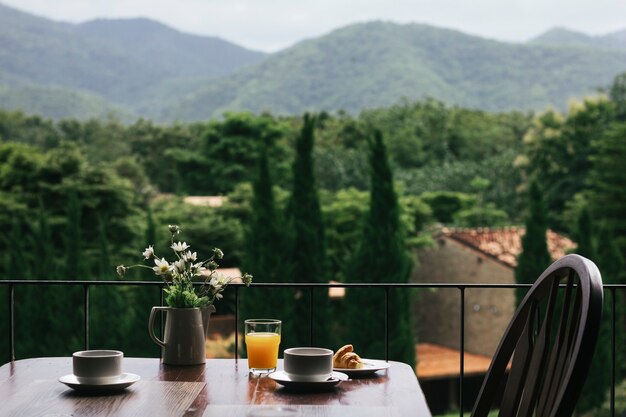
59, 373, 140, 392
268, 371, 348, 391
333, 359, 390, 376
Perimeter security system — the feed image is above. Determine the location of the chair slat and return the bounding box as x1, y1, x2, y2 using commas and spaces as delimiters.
536, 271, 575, 415
498, 304, 536, 417
516, 278, 559, 417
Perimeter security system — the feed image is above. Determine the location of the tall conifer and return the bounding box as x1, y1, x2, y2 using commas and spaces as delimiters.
288, 114, 330, 347
579, 224, 624, 411
242, 145, 293, 349
345, 130, 415, 367
588, 122, 626, 257
59, 191, 84, 353
515, 180, 552, 305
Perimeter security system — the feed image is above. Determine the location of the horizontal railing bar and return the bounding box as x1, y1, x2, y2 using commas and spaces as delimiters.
2, 280, 626, 288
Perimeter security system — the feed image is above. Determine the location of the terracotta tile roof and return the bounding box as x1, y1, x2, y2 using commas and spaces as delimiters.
440, 227, 576, 268
416, 343, 493, 379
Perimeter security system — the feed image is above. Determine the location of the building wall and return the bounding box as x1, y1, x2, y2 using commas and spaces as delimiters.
411, 237, 516, 357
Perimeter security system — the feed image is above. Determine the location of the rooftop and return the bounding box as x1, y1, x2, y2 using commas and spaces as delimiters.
416, 343, 493, 379
440, 227, 576, 268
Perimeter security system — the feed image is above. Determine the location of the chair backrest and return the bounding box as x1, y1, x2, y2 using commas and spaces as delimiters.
471, 254, 603, 417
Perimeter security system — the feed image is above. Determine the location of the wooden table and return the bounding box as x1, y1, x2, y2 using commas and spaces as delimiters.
0, 358, 432, 417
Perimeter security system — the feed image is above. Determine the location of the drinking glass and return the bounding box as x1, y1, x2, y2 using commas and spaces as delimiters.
245, 319, 281, 376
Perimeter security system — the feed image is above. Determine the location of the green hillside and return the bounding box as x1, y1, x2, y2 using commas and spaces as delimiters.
0, 2, 265, 119
0, 84, 134, 121
1, 2, 626, 121
167, 21, 626, 120
76, 18, 265, 78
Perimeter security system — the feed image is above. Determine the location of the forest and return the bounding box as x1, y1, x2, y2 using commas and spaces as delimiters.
0, 72, 625, 414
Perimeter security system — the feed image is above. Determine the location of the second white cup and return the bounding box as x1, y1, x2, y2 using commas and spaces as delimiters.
283, 347, 333, 382
73, 350, 123, 384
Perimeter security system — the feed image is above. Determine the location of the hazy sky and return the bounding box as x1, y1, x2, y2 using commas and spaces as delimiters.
3, 0, 625, 52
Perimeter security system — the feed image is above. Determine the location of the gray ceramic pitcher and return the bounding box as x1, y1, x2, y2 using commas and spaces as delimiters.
148, 305, 215, 365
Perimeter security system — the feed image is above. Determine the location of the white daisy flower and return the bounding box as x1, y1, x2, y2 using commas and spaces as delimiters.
183, 251, 197, 262
171, 241, 189, 252
173, 259, 186, 273
153, 258, 172, 275
142, 245, 155, 259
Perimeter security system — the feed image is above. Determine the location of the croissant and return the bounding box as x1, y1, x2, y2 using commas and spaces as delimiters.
333, 344, 363, 369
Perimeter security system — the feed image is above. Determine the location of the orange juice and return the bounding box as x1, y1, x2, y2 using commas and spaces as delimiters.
245, 332, 281, 369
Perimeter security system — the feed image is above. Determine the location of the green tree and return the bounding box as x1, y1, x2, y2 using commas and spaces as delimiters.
609, 72, 626, 121
522, 98, 615, 231
588, 122, 626, 256
287, 114, 330, 347
574, 207, 593, 258
201, 113, 291, 194
345, 130, 415, 367
241, 145, 293, 350
578, 224, 623, 412
515, 180, 552, 305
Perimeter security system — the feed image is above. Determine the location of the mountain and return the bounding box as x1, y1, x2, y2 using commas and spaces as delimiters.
0, 2, 265, 119
1, 3, 626, 121
75, 18, 265, 79
167, 21, 626, 120
530, 27, 626, 50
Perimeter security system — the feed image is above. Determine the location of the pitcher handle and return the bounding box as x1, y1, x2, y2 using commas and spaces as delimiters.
149, 306, 169, 348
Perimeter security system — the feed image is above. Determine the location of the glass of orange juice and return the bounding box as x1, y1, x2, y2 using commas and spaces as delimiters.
245, 319, 281, 376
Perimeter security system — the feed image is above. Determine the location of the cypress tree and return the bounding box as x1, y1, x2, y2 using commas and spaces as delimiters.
574, 207, 593, 258
345, 130, 415, 367
59, 191, 84, 353
588, 122, 626, 258
515, 180, 552, 305
126, 206, 161, 357
24, 201, 56, 356
6, 218, 33, 357
287, 113, 330, 347
64, 192, 85, 280
92, 215, 133, 350
579, 224, 624, 411
242, 145, 293, 350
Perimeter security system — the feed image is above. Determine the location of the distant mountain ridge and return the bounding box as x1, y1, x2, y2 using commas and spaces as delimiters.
0, 2, 625, 121
168, 21, 626, 120
530, 27, 626, 50
0, 2, 266, 119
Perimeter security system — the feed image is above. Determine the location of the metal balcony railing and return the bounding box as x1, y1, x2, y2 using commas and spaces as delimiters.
1, 280, 624, 416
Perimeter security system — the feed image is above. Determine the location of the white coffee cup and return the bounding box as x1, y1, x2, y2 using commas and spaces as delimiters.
283, 347, 333, 382
73, 350, 123, 384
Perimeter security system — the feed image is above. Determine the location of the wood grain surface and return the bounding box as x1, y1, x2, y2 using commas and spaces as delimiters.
0, 358, 431, 417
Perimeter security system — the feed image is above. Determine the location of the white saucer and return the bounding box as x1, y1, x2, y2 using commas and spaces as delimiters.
59, 373, 140, 392
268, 371, 348, 391
333, 359, 390, 377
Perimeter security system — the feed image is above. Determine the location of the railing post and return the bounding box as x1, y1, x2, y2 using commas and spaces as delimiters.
83, 284, 90, 351
309, 287, 314, 346
459, 286, 465, 417
611, 287, 616, 417
8, 283, 15, 362
385, 287, 389, 362
235, 285, 239, 361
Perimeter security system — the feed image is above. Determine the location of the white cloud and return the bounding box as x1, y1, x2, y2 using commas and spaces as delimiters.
2, 0, 625, 51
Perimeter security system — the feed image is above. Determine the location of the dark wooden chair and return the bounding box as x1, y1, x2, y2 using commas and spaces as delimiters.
471, 254, 604, 417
